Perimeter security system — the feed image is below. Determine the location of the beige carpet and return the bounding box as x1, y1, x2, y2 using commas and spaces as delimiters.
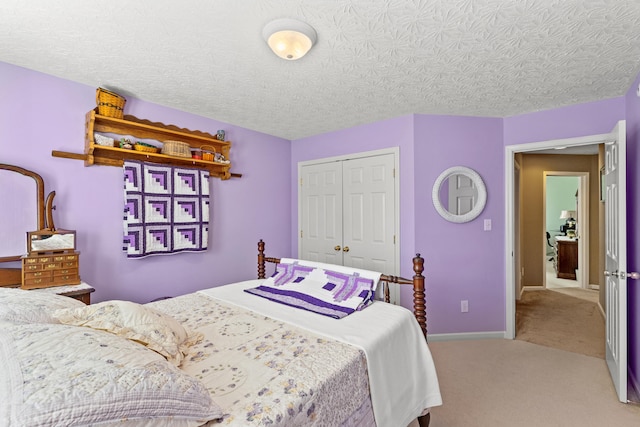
426, 339, 640, 427
515, 289, 605, 358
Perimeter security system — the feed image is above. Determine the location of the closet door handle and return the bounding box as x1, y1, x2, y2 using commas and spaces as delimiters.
343, 246, 350, 252
334, 245, 341, 251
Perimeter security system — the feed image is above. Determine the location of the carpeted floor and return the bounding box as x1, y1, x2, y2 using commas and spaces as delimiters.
515, 289, 605, 358
426, 339, 640, 427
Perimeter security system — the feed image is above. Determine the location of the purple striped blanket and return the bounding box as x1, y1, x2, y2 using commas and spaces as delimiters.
244, 261, 376, 318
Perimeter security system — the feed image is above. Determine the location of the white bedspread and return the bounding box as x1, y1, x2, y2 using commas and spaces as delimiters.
200, 280, 442, 427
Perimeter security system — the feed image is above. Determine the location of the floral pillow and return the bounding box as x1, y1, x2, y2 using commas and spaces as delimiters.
0, 286, 85, 324
0, 322, 222, 426
53, 300, 202, 366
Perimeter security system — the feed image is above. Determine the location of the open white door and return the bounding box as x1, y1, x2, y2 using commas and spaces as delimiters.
603, 120, 631, 403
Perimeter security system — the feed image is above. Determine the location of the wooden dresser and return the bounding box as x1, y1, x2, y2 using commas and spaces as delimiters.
554, 237, 578, 280
21, 251, 81, 290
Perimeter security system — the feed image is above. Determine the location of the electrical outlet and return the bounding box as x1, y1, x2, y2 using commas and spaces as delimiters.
483, 219, 492, 231
461, 300, 469, 313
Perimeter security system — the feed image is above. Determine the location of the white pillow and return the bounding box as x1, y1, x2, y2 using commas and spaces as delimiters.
53, 300, 202, 366
0, 286, 85, 324
0, 323, 222, 426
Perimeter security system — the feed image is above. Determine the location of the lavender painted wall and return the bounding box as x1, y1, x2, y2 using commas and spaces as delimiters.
0, 62, 292, 303
414, 115, 504, 334
625, 72, 640, 393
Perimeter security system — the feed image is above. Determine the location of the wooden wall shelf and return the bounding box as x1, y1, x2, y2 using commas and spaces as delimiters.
52, 109, 241, 179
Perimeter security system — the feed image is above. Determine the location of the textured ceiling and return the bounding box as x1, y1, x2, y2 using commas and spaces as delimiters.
2, 0, 640, 140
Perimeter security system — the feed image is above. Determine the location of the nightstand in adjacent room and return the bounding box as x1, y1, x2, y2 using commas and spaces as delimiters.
31, 282, 95, 304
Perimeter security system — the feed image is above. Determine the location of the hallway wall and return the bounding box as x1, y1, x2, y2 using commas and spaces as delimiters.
520, 154, 600, 287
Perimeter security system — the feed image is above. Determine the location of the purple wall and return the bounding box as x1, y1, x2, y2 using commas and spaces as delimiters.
414, 115, 504, 334
0, 62, 292, 303
625, 73, 640, 393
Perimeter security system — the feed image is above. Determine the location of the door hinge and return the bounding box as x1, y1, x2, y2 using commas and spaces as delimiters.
393, 168, 396, 178
300, 230, 303, 238
393, 235, 396, 244
300, 178, 303, 186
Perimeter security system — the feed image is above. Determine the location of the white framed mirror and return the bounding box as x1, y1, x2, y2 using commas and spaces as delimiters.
432, 166, 487, 223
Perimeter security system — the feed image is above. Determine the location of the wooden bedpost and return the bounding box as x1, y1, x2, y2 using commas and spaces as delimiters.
413, 253, 427, 340
258, 239, 266, 279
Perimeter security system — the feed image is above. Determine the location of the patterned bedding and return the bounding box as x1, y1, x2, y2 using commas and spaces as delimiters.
1, 280, 440, 426
148, 293, 374, 426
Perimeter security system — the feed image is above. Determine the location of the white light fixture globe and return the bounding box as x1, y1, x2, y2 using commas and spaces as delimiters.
263, 18, 317, 60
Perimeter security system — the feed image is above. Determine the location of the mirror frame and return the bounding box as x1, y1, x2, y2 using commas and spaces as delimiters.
0, 164, 46, 262
432, 166, 487, 223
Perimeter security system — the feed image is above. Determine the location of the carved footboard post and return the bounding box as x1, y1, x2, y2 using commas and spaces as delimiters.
412, 253, 427, 340
258, 239, 266, 279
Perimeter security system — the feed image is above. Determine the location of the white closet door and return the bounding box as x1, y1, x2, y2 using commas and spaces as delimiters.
342, 154, 396, 275
299, 161, 343, 264
300, 152, 398, 303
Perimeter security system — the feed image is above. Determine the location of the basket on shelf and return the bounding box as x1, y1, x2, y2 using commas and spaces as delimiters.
161, 140, 191, 158
200, 145, 216, 162
134, 142, 161, 154
96, 87, 126, 118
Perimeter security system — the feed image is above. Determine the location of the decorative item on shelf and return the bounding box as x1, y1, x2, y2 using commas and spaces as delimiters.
133, 142, 161, 154
214, 152, 230, 164
161, 140, 192, 158
96, 87, 126, 119
27, 229, 76, 254
201, 145, 215, 162
191, 148, 202, 160
119, 138, 133, 150
216, 130, 225, 141
94, 133, 115, 147
22, 229, 81, 290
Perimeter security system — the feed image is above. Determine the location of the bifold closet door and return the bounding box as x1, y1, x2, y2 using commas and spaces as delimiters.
300, 153, 396, 275
300, 161, 344, 264
341, 154, 395, 274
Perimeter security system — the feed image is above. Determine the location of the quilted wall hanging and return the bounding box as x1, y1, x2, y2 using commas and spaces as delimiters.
123, 160, 210, 258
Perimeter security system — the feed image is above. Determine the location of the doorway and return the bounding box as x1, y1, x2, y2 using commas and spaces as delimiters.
506, 121, 630, 402
505, 132, 608, 338
543, 172, 589, 290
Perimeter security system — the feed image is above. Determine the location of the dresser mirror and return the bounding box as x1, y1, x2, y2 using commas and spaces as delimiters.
0, 164, 53, 286
432, 166, 487, 223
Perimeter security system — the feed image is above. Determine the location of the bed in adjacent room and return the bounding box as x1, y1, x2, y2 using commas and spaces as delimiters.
0, 240, 441, 427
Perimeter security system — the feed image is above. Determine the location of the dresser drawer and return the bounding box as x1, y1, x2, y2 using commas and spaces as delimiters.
52, 273, 80, 285
21, 251, 81, 290
23, 276, 55, 288
24, 270, 54, 280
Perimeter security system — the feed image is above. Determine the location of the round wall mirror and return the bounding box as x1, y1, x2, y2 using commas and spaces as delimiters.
432, 166, 487, 223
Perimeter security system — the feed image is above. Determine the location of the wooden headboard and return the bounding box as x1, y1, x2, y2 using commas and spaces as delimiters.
256, 239, 428, 339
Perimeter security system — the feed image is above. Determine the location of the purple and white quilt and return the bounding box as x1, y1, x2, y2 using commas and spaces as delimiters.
123, 161, 209, 258
244, 261, 376, 318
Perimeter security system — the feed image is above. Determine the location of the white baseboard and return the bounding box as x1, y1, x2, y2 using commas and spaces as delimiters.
427, 331, 507, 342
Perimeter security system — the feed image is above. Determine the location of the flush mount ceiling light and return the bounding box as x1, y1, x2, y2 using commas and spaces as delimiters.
262, 18, 317, 60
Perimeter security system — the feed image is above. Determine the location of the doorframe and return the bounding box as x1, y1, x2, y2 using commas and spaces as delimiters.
505, 133, 608, 339
542, 171, 589, 289
297, 147, 401, 302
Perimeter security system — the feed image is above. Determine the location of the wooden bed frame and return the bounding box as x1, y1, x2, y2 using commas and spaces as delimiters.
256, 239, 431, 427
